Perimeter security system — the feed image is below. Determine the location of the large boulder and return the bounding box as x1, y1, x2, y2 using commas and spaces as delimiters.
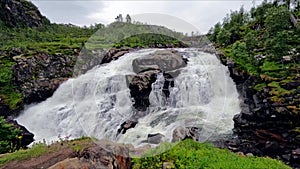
132, 50, 187, 75
172, 126, 200, 142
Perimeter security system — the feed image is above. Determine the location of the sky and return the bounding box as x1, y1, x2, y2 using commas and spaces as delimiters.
30, 0, 262, 34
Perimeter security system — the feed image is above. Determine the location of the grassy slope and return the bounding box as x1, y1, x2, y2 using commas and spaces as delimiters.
134, 139, 290, 169
0, 137, 92, 167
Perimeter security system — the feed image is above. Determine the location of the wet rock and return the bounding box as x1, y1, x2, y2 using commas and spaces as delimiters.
132, 50, 187, 76
145, 133, 165, 144
6, 119, 34, 148
101, 47, 132, 64
117, 120, 138, 135
127, 70, 159, 110
172, 127, 200, 142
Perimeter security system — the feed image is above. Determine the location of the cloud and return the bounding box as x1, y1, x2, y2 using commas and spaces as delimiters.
31, 1, 260, 33
31, 0, 105, 26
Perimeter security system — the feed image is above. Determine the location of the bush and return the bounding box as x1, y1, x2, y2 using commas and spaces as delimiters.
0, 117, 21, 154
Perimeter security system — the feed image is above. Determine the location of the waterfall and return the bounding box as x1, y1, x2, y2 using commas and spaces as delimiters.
16, 48, 240, 146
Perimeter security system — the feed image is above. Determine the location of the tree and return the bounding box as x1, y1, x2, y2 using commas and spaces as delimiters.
115, 14, 123, 22
126, 14, 132, 23
266, 30, 290, 60
208, 22, 221, 42
244, 29, 259, 53
216, 29, 231, 46
250, 1, 274, 27
265, 6, 290, 37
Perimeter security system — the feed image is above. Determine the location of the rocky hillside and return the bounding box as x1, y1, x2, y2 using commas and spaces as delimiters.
0, 0, 50, 27
209, 1, 300, 168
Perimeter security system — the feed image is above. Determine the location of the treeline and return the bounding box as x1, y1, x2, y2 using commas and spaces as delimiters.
85, 22, 185, 49
208, 0, 300, 76
114, 33, 183, 48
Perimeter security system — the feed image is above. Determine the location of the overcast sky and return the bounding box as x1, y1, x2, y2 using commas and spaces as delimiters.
31, 0, 262, 34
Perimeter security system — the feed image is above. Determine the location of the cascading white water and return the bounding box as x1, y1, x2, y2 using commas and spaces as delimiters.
16, 48, 240, 146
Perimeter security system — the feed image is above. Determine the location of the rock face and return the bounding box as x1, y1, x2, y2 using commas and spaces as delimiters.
0, 0, 50, 27
127, 70, 159, 110
217, 51, 300, 168
128, 50, 186, 111
73, 47, 133, 76
13, 53, 76, 104
11, 47, 133, 106
144, 133, 165, 144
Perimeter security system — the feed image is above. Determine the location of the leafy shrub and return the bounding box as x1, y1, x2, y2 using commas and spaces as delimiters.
0, 117, 21, 154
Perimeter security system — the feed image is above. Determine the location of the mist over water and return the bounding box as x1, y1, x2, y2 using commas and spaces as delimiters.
17, 48, 240, 146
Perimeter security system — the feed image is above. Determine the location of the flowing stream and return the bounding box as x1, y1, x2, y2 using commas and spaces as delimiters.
17, 48, 240, 146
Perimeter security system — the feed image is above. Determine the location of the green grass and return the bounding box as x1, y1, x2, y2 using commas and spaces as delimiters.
0, 143, 48, 166
0, 59, 23, 110
132, 139, 291, 169
260, 61, 283, 72
268, 81, 295, 97
253, 83, 267, 91
0, 136, 93, 166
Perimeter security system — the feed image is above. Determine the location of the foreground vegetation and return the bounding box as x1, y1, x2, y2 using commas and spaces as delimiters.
0, 117, 20, 154
0, 137, 290, 168
133, 139, 290, 169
